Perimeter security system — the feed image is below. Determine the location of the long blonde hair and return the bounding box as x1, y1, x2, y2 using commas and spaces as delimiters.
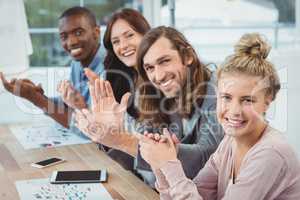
217, 33, 280, 101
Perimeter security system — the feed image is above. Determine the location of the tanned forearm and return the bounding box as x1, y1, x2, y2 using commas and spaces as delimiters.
31, 93, 72, 128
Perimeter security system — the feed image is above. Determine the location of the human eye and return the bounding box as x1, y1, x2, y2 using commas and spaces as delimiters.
126, 32, 134, 38
221, 95, 231, 102
242, 97, 255, 104
144, 65, 154, 72
112, 39, 119, 45
60, 33, 67, 41
159, 58, 171, 66
74, 29, 83, 36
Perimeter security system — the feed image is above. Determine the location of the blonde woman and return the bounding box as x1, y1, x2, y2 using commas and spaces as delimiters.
139, 33, 300, 199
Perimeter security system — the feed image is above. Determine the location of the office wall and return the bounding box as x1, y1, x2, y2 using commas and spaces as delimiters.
271, 48, 300, 155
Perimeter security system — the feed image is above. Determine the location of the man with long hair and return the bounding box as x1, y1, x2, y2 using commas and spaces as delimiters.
75, 26, 224, 187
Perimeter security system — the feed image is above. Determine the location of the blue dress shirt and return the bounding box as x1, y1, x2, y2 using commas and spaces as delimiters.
69, 45, 105, 107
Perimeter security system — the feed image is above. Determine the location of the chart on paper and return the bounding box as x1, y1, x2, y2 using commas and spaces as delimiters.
9, 123, 91, 149
15, 178, 113, 200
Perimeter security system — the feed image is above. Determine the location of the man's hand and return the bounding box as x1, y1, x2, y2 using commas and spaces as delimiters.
74, 109, 124, 148
84, 68, 99, 84
74, 78, 131, 149
89, 78, 130, 125
0, 72, 44, 102
57, 80, 87, 110
139, 129, 179, 171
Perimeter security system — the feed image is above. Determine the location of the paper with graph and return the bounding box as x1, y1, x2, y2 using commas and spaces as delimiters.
15, 178, 113, 200
9, 123, 91, 149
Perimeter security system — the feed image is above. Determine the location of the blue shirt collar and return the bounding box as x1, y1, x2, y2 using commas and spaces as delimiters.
87, 45, 103, 73
79, 45, 105, 80
69, 44, 106, 105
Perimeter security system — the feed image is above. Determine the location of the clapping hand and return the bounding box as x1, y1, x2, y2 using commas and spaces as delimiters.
0, 72, 44, 102
144, 131, 180, 144
84, 68, 98, 84
139, 129, 180, 171
57, 80, 87, 110
74, 77, 131, 148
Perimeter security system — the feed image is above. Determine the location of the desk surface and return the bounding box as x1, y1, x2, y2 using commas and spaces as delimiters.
0, 124, 159, 200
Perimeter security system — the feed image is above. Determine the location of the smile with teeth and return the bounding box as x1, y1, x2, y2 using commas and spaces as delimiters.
225, 117, 247, 128
160, 79, 173, 88
122, 49, 135, 57
70, 48, 83, 56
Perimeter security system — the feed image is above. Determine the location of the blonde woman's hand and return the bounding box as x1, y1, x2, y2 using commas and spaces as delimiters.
139, 129, 178, 171
145, 131, 180, 144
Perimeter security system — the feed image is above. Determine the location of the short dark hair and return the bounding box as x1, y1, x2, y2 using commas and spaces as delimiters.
59, 6, 97, 27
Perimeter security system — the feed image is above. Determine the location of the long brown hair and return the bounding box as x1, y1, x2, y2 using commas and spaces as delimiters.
103, 8, 150, 74
136, 26, 211, 125
102, 8, 151, 104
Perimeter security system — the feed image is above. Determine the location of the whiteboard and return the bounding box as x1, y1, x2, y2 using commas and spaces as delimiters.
0, 0, 32, 73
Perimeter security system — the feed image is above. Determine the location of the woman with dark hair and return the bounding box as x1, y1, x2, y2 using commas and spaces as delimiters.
84, 8, 151, 170
86, 8, 150, 104
104, 8, 150, 69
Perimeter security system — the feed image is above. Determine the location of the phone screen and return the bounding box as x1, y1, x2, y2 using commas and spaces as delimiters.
55, 170, 101, 181
35, 158, 62, 166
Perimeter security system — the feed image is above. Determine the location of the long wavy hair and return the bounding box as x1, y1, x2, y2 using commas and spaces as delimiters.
136, 26, 211, 125
103, 9, 151, 104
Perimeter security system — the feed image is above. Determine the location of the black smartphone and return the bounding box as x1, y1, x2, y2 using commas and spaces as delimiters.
31, 157, 65, 168
50, 170, 108, 184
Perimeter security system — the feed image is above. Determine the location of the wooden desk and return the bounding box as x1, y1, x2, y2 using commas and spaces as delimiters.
0, 124, 159, 200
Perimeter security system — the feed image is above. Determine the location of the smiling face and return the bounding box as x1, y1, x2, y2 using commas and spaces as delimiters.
217, 72, 271, 140
143, 37, 191, 98
58, 14, 100, 67
110, 19, 143, 67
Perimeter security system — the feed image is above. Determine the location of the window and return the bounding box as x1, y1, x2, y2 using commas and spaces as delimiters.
160, 0, 298, 134
24, 0, 143, 67
160, 0, 297, 63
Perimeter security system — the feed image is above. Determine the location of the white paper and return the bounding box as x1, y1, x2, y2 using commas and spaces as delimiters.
15, 178, 113, 200
9, 123, 91, 149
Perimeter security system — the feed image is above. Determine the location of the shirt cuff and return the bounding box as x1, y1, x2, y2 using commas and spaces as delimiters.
154, 169, 169, 191
160, 159, 187, 188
